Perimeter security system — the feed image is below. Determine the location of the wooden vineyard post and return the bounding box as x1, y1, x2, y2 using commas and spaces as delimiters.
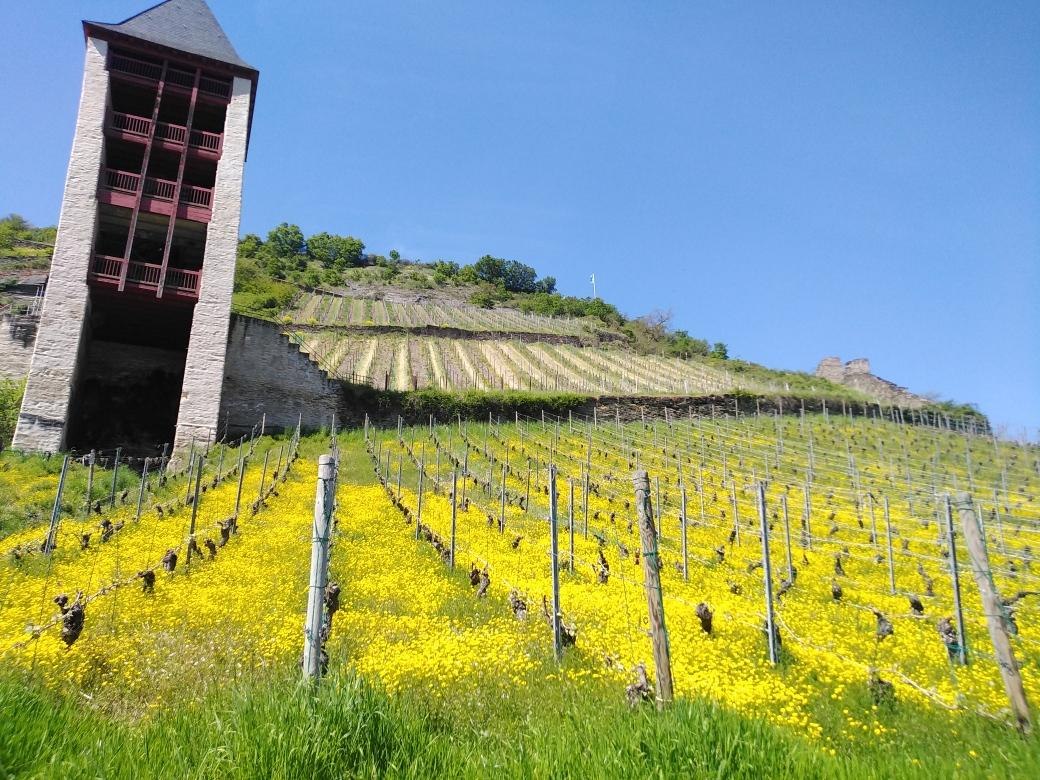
135, 458, 150, 523
303, 454, 336, 681
85, 450, 96, 517
802, 482, 812, 549
215, 443, 225, 483
396, 454, 403, 500
943, 494, 968, 666
883, 496, 896, 594
186, 454, 204, 571
43, 455, 71, 554
697, 471, 706, 525
781, 493, 793, 580
548, 465, 563, 661
655, 476, 663, 540
956, 492, 1031, 732
568, 477, 575, 574
257, 450, 270, 506
731, 483, 740, 545
415, 458, 425, 540
499, 463, 507, 533
108, 447, 121, 507
234, 445, 246, 520
583, 469, 590, 539
757, 482, 779, 665
868, 493, 878, 552
449, 468, 458, 570
680, 481, 688, 581
632, 470, 674, 707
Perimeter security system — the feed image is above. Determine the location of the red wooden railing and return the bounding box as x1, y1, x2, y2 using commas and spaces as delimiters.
180, 185, 213, 208
91, 254, 124, 280
90, 254, 201, 297
108, 53, 232, 100
108, 52, 162, 81
155, 121, 187, 144
104, 168, 141, 194
164, 267, 202, 293
110, 111, 151, 137
165, 67, 195, 89
143, 176, 176, 200
103, 168, 213, 210
111, 111, 222, 154
189, 128, 222, 152
126, 260, 163, 287
199, 76, 232, 99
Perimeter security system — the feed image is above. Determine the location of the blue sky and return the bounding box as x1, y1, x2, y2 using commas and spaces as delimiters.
2, 2, 1037, 435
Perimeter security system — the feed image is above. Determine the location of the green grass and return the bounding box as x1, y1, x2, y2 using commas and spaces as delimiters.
1, 668, 1036, 779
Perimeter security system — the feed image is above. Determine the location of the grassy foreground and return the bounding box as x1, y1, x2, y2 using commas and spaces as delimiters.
1, 669, 1036, 779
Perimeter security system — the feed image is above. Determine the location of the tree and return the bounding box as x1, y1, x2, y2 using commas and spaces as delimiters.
710, 342, 729, 360
470, 288, 499, 308
432, 260, 459, 285
389, 249, 401, 262
501, 259, 538, 293
668, 330, 710, 357
535, 276, 556, 294
308, 232, 364, 270
637, 309, 672, 339
0, 223, 13, 253
0, 214, 29, 233
266, 223, 305, 258
472, 255, 506, 284
237, 233, 263, 259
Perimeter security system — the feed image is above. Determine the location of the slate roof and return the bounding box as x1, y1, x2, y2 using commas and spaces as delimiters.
85, 0, 255, 73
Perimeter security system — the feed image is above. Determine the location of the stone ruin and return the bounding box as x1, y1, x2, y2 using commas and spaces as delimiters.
814, 357, 924, 407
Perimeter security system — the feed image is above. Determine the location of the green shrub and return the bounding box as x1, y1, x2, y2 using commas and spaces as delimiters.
0, 378, 24, 448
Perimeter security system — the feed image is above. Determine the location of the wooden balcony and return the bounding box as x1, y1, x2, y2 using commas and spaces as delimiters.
108, 52, 232, 100
89, 254, 200, 300
99, 168, 213, 222
107, 111, 223, 157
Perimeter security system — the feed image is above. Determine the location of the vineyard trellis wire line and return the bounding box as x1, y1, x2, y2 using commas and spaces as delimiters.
0, 416, 303, 663
363, 410, 1038, 726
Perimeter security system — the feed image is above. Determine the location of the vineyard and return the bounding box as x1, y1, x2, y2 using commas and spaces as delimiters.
285, 289, 608, 338
288, 330, 853, 398
1, 409, 1039, 776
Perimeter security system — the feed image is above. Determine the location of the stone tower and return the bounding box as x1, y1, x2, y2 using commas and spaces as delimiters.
13, 0, 258, 455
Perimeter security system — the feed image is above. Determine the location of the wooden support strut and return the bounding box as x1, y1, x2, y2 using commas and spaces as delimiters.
157, 66, 201, 296
119, 59, 169, 292
955, 493, 1031, 732
633, 469, 674, 707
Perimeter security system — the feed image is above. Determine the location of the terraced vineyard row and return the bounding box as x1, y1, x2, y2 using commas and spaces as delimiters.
364, 410, 1040, 742
287, 290, 603, 337
291, 332, 764, 395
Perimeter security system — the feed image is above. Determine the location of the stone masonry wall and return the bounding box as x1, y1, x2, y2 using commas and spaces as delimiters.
0, 315, 37, 380
173, 76, 252, 453
220, 314, 339, 436
12, 38, 109, 452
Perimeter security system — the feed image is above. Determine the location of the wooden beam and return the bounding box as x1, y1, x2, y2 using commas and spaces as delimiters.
156, 66, 201, 299
119, 59, 168, 292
